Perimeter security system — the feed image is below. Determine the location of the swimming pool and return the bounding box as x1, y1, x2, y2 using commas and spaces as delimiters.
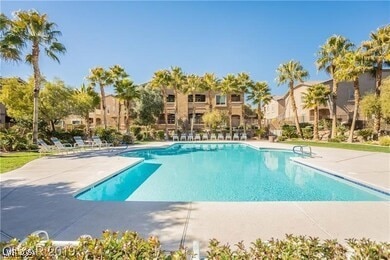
76, 143, 389, 202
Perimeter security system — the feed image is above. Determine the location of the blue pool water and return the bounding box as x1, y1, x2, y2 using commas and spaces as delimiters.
76, 143, 389, 202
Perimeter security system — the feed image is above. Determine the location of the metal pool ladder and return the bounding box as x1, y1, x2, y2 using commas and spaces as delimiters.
292, 145, 312, 157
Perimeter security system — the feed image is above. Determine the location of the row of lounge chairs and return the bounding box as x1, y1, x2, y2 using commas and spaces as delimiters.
37, 136, 112, 154
172, 133, 247, 141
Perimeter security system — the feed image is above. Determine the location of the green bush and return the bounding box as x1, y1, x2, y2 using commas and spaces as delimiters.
157, 130, 165, 140
0, 127, 30, 152
281, 125, 298, 139
130, 126, 142, 136
302, 126, 313, 140
277, 135, 288, 142
122, 134, 133, 145
94, 127, 121, 144
357, 128, 373, 141
379, 135, 390, 146
135, 133, 143, 141
1, 232, 389, 259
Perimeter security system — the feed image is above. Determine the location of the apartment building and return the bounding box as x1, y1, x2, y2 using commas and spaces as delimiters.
264, 70, 390, 127
156, 89, 244, 131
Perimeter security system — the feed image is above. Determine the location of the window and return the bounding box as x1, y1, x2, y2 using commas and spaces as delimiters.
188, 113, 204, 124
168, 114, 175, 124
72, 120, 81, 125
231, 94, 241, 102
167, 95, 175, 102
188, 94, 206, 103
216, 95, 226, 105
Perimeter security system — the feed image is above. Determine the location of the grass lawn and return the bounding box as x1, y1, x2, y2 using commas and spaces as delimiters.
0, 152, 42, 174
283, 140, 390, 153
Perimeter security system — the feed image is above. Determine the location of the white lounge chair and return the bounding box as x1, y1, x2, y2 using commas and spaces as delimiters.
194, 133, 201, 141
233, 133, 239, 140
73, 136, 92, 150
180, 134, 186, 141
202, 133, 209, 141
217, 133, 224, 140
240, 133, 247, 141
92, 136, 113, 149
172, 134, 179, 141
210, 133, 217, 140
225, 134, 232, 140
37, 139, 56, 153
50, 137, 77, 153
187, 132, 194, 141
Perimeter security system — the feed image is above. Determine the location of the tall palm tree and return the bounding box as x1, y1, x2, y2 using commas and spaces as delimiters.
362, 25, 390, 137
183, 74, 202, 133
86, 67, 113, 129
110, 65, 129, 131
202, 73, 220, 111
114, 78, 140, 134
0, 10, 66, 143
302, 84, 331, 141
219, 74, 239, 138
237, 72, 253, 130
334, 50, 370, 143
247, 81, 272, 130
276, 60, 309, 139
150, 70, 170, 136
167, 66, 186, 131
316, 35, 353, 138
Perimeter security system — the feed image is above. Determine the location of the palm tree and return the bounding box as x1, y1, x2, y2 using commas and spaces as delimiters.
114, 78, 140, 134
334, 50, 370, 143
73, 84, 100, 137
302, 84, 331, 141
0, 10, 66, 143
362, 25, 390, 137
202, 73, 220, 111
219, 74, 239, 138
237, 72, 253, 131
276, 60, 309, 139
86, 67, 113, 129
316, 35, 353, 138
110, 65, 129, 131
167, 66, 186, 131
247, 81, 272, 130
150, 70, 170, 136
183, 74, 202, 133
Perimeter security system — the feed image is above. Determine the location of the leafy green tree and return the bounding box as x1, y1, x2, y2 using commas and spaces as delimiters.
380, 76, 390, 119
302, 84, 331, 141
167, 66, 186, 131
360, 93, 381, 124
247, 81, 271, 130
219, 74, 239, 138
183, 74, 203, 133
40, 79, 74, 132
362, 25, 390, 136
316, 35, 353, 138
334, 50, 370, 142
202, 73, 220, 111
276, 60, 309, 138
72, 84, 100, 137
202, 110, 227, 131
149, 70, 170, 136
134, 86, 164, 127
0, 10, 66, 143
86, 67, 113, 129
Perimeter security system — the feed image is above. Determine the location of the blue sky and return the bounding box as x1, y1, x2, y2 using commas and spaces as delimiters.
2, 1, 390, 96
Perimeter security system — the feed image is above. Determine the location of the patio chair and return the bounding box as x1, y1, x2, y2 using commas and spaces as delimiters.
180, 134, 186, 141
172, 134, 179, 141
217, 133, 224, 140
187, 132, 194, 141
37, 139, 56, 153
50, 137, 77, 153
225, 134, 232, 140
210, 133, 217, 140
73, 136, 92, 150
92, 136, 113, 149
202, 133, 209, 141
233, 133, 239, 140
194, 133, 201, 141
240, 133, 247, 141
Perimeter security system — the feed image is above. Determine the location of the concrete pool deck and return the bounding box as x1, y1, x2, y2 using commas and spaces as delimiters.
1, 141, 389, 252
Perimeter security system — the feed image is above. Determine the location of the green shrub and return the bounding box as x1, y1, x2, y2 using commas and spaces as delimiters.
135, 133, 143, 141
0, 127, 30, 152
130, 126, 142, 136
302, 126, 313, 140
281, 125, 298, 138
1, 232, 389, 259
357, 128, 373, 141
379, 135, 390, 146
157, 130, 165, 140
94, 127, 120, 143
277, 135, 288, 142
122, 134, 133, 145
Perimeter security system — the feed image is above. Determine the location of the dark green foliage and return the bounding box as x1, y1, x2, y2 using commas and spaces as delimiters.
282, 124, 299, 139
94, 127, 121, 145
302, 125, 313, 140
130, 126, 142, 136
0, 127, 30, 152
357, 128, 373, 141
121, 134, 133, 145
157, 130, 165, 140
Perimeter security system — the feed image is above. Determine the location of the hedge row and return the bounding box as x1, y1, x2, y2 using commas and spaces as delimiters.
1, 231, 389, 259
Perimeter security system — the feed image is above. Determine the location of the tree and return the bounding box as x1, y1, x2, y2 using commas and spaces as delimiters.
114, 78, 140, 133
149, 70, 170, 137
334, 50, 370, 142
380, 76, 390, 119
276, 60, 309, 138
40, 79, 74, 132
237, 72, 253, 132
0, 10, 66, 143
183, 74, 203, 133
302, 84, 331, 141
202, 110, 227, 131
72, 84, 100, 137
86, 67, 112, 129
134, 86, 164, 127
219, 74, 239, 138
316, 35, 353, 138
247, 81, 271, 130
202, 73, 219, 111
362, 25, 390, 136
167, 66, 186, 131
